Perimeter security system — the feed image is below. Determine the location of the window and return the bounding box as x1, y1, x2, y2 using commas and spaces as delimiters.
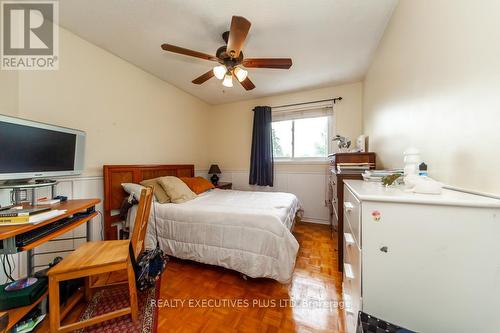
272, 120, 293, 158
271, 101, 333, 161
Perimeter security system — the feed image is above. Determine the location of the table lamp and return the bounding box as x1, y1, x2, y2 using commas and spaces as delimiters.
208, 164, 222, 185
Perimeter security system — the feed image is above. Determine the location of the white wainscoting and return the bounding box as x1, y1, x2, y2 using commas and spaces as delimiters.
0, 169, 329, 282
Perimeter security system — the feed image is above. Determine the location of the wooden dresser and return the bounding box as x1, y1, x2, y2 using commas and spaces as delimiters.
327, 152, 376, 272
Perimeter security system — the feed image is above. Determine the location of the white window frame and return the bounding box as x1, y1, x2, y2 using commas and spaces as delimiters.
271, 102, 335, 163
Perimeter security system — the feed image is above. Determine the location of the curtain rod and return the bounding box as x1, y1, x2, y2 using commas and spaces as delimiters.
272, 97, 342, 109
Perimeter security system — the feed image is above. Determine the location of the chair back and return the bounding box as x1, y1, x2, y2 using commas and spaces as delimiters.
130, 187, 154, 259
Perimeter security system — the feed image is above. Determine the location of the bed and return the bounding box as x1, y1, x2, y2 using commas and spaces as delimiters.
103, 165, 301, 283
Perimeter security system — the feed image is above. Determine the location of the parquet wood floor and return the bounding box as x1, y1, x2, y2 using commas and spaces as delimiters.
157, 222, 345, 332
38, 222, 345, 332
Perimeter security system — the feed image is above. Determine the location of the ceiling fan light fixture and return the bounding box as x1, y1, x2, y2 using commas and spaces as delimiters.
222, 73, 233, 87
213, 65, 227, 80
234, 67, 248, 82
161, 16, 293, 92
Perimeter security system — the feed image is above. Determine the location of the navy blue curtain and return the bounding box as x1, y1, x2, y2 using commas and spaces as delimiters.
249, 106, 274, 186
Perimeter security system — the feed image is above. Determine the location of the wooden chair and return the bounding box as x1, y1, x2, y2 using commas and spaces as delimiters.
48, 187, 153, 333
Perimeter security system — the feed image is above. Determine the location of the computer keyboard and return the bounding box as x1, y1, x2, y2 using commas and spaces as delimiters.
15, 213, 92, 248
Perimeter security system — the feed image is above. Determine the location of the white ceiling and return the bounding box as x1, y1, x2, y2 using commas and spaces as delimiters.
59, 0, 398, 105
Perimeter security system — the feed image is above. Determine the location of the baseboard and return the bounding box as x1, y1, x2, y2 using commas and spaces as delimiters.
300, 217, 330, 225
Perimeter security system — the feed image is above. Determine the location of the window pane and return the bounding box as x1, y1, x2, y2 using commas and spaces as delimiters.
272, 120, 292, 158
294, 116, 328, 158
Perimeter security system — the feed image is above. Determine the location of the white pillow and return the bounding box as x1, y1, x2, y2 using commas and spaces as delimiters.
121, 183, 147, 201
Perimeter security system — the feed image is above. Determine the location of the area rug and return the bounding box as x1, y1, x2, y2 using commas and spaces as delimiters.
75, 280, 160, 333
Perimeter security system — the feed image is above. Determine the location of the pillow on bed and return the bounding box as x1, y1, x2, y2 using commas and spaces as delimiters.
179, 177, 215, 194
121, 183, 147, 201
139, 178, 170, 203
158, 176, 197, 204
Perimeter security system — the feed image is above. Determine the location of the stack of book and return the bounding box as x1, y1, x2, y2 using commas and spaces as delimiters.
362, 169, 404, 182
0, 207, 66, 226
336, 162, 375, 174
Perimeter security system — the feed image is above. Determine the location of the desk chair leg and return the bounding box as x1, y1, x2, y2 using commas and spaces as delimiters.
127, 262, 138, 322
48, 276, 60, 333
84, 276, 93, 302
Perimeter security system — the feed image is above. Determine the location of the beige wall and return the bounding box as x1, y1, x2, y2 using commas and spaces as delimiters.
13, 27, 211, 176
363, 0, 500, 193
0, 70, 18, 116
209, 82, 363, 172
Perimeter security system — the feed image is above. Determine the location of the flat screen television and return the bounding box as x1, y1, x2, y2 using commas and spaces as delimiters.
0, 115, 86, 181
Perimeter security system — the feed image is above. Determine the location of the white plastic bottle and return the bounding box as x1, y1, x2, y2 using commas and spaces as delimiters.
403, 148, 420, 176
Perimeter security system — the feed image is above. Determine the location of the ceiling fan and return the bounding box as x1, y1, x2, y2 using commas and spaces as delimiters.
161, 16, 292, 91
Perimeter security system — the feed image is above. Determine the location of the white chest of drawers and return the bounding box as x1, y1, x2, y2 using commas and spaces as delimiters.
342, 180, 500, 333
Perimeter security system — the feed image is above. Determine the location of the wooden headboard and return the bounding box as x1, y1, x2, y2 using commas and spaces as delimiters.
103, 164, 194, 239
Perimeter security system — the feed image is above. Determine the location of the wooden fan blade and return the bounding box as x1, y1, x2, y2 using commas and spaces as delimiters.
227, 16, 251, 59
242, 58, 292, 69
161, 44, 219, 62
192, 70, 215, 84
238, 76, 255, 91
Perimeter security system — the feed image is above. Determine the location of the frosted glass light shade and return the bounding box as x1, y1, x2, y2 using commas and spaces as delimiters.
213, 65, 227, 80
234, 67, 248, 82
222, 73, 233, 87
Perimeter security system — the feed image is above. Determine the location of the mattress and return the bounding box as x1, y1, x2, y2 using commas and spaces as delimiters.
128, 189, 301, 283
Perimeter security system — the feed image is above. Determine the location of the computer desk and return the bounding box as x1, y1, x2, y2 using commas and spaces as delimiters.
0, 198, 100, 331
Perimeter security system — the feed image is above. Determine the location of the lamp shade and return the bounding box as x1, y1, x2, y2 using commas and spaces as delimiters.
208, 164, 222, 174
234, 67, 248, 82
213, 65, 226, 80
222, 73, 233, 87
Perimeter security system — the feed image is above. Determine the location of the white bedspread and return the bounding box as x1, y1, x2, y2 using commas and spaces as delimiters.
129, 189, 300, 283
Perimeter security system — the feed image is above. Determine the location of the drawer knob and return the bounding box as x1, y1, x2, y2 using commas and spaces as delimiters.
344, 263, 355, 279
344, 233, 355, 246
343, 293, 354, 314
344, 202, 354, 212
380, 246, 388, 253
